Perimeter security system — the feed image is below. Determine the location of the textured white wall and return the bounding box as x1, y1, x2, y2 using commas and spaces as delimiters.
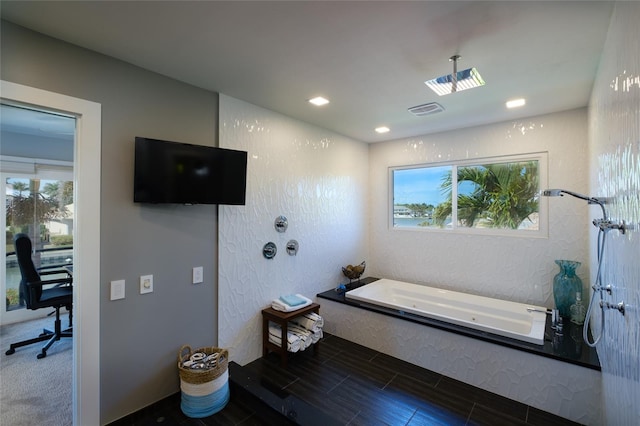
217, 97, 601, 421
218, 94, 369, 365
334, 108, 602, 424
589, 2, 640, 424
369, 108, 590, 307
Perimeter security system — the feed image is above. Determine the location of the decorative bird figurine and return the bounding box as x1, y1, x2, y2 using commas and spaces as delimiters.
342, 261, 366, 282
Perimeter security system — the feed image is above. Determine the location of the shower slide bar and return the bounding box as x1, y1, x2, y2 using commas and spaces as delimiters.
542, 188, 631, 347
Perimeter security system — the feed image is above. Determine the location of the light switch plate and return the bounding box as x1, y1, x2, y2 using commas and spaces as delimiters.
192, 267, 203, 284
140, 274, 153, 294
110, 280, 125, 300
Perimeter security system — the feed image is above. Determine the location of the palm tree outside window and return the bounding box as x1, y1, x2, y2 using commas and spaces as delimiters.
391, 153, 547, 235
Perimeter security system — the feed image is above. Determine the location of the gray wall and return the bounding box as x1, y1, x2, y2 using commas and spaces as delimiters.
1, 21, 220, 423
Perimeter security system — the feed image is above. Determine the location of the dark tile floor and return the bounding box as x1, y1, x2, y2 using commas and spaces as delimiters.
110, 334, 582, 426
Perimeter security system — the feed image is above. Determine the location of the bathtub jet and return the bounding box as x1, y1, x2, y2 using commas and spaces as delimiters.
345, 279, 548, 345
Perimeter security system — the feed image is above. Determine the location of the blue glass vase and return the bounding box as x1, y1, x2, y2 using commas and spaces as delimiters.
553, 260, 583, 318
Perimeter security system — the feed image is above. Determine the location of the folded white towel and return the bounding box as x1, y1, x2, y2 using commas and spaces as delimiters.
271, 294, 312, 312
268, 324, 301, 353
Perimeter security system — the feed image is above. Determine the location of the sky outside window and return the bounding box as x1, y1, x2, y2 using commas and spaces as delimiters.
393, 166, 450, 206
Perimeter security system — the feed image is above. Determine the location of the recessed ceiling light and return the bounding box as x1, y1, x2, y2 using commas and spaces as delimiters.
308, 96, 329, 106
506, 98, 526, 108
375, 126, 390, 134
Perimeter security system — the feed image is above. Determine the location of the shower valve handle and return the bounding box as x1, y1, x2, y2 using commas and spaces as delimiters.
600, 300, 625, 316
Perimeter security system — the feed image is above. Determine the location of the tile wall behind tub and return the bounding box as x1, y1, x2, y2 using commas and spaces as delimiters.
217, 94, 369, 365
368, 108, 590, 308
589, 2, 640, 424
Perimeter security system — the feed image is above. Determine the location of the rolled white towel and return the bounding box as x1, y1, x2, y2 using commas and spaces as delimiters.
311, 330, 322, 344
287, 324, 313, 350
306, 312, 324, 328
290, 312, 324, 332
269, 324, 301, 353
310, 328, 323, 344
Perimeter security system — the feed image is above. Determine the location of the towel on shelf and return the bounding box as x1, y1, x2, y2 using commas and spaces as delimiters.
279, 294, 306, 307
287, 324, 313, 350
290, 312, 324, 332
307, 312, 324, 328
271, 294, 312, 312
310, 328, 323, 344
268, 324, 302, 353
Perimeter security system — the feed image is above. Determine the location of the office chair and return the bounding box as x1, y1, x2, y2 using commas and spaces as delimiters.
5, 233, 73, 359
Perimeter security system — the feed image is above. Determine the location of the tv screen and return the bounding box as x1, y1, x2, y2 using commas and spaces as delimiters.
134, 137, 247, 205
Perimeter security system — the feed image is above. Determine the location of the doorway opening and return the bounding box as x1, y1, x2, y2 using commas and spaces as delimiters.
1, 104, 75, 326
1, 80, 101, 425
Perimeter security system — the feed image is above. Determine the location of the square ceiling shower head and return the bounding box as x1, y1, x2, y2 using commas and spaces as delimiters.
425, 67, 485, 96
425, 56, 485, 96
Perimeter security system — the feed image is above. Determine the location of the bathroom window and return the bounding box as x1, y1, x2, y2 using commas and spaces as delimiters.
390, 152, 547, 236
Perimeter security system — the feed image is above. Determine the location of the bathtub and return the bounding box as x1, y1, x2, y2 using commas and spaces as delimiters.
345, 278, 548, 345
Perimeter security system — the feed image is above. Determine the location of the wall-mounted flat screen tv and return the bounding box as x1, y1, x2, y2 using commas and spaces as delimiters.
134, 137, 247, 205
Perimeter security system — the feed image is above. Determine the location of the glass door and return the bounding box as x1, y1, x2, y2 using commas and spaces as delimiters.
2, 172, 74, 323
1, 104, 75, 325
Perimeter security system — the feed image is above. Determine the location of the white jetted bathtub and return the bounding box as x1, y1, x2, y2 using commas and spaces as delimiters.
345, 278, 548, 345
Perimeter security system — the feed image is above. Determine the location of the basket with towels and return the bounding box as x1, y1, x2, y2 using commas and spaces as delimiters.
177, 345, 229, 418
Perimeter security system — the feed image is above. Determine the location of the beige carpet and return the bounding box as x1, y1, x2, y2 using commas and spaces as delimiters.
0, 313, 72, 425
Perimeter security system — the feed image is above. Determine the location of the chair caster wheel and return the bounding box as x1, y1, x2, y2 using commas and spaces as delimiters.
6, 348, 15, 355
37, 352, 47, 359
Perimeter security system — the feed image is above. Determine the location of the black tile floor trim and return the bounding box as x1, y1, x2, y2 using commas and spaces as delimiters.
108, 333, 582, 426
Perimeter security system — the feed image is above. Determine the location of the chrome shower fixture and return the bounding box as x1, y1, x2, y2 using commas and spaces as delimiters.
601, 300, 626, 316
542, 188, 608, 221
424, 55, 485, 96
542, 188, 607, 211
541, 188, 606, 204
542, 188, 632, 233
543, 187, 629, 347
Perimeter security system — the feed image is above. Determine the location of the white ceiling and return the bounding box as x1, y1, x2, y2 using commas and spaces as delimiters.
0, 1, 614, 143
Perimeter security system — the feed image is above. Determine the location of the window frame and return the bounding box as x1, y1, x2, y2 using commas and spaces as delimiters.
389, 152, 548, 238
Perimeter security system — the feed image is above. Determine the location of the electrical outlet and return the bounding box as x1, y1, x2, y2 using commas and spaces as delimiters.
110, 280, 125, 300
192, 267, 203, 284
140, 274, 153, 294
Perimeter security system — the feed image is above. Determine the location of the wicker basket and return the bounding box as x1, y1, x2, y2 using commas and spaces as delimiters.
177, 345, 228, 385
178, 345, 230, 418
